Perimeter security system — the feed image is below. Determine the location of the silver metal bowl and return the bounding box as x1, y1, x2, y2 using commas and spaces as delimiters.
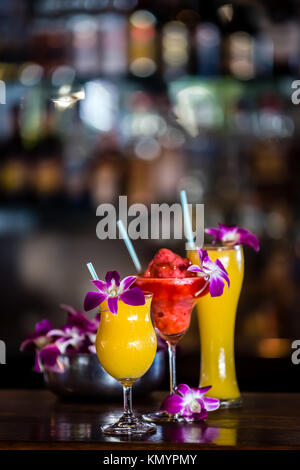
44, 351, 166, 399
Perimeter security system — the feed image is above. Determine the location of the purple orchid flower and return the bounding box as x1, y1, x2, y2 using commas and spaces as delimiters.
39, 326, 97, 373
20, 306, 101, 373
161, 384, 220, 422
206, 223, 260, 252
84, 270, 145, 315
187, 249, 230, 297
20, 319, 53, 352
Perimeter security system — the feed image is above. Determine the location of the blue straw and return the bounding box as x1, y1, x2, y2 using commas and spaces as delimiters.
86, 262, 99, 281
180, 190, 195, 249
117, 219, 142, 273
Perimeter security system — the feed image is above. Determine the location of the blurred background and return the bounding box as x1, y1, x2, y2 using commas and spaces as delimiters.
1, 0, 300, 392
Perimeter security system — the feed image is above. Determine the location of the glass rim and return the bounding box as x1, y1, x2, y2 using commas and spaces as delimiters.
188, 244, 242, 252
99, 292, 153, 313
136, 275, 209, 282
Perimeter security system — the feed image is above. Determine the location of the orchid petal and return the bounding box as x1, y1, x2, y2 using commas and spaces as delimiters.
176, 384, 191, 396
187, 265, 203, 273
222, 272, 230, 288
46, 329, 66, 337
84, 291, 107, 311
34, 353, 42, 373
39, 344, 62, 372
191, 385, 211, 397
198, 249, 209, 264
88, 344, 96, 354
20, 338, 32, 352
219, 223, 237, 230
105, 270, 121, 288
95, 312, 101, 323
198, 385, 212, 395
35, 319, 53, 335
209, 277, 225, 297
218, 224, 238, 241
120, 275, 136, 292
56, 336, 83, 354
20, 337, 38, 352
86, 333, 96, 343
161, 394, 184, 414
237, 229, 260, 252
92, 280, 106, 292
205, 228, 220, 243
215, 259, 230, 287
55, 337, 72, 354
107, 296, 119, 315
120, 287, 145, 307
215, 259, 226, 274
20, 333, 51, 352
203, 396, 220, 411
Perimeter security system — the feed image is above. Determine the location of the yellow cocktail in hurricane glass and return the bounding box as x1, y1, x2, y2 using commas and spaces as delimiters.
84, 270, 157, 435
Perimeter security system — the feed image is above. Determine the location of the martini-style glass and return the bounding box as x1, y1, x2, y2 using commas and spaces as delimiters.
135, 276, 209, 423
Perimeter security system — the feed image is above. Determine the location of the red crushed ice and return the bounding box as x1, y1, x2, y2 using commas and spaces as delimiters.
144, 248, 195, 279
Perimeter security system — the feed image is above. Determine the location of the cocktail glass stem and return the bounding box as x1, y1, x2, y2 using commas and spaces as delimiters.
168, 343, 176, 394
123, 385, 134, 424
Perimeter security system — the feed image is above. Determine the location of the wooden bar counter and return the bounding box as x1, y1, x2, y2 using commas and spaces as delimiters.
0, 390, 299, 450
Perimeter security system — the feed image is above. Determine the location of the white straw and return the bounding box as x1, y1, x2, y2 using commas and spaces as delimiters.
180, 190, 195, 249
86, 262, 99, 281
117, 219, 142, 273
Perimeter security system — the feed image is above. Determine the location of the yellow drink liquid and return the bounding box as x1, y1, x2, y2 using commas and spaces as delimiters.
187, 245, 244, 406
96, 295, 157, 386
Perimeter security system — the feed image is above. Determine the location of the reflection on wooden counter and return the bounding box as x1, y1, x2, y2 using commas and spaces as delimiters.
0, 390, 300, 449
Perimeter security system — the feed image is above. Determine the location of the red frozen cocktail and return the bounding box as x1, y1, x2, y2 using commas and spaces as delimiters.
135, 249, 209, 422
135, 277, 209, 342
135, 248, 209, 342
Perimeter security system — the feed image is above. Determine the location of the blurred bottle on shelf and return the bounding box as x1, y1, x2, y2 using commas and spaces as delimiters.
88, 133, 124, 206
69, 15, 101, 77
98, 13, 127, 76
265, 20, 300, 75
227, 31, 255, 80
127, 154, 154, 206
162, 21, 189, 80
254, 33, 274, 77
129, 10, 157, 78
0, 106, 28, 199
29, 108, 64, 200
63, 105, 90, 205
196, 23, 220, 76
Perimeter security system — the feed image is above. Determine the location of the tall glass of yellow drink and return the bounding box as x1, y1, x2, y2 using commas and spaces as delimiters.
187, 245, 244, 408
96, 294, 157, 435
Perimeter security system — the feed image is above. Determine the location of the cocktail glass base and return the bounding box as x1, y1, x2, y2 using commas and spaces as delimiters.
219, 396, 243, 409
142, 411, 186, 424
102, 414, 156, 436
